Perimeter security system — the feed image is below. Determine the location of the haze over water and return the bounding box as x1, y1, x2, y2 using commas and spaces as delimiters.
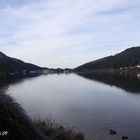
3, 73, 140, 140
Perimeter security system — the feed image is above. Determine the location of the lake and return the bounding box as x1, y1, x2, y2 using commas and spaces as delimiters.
1, 73, 140, 140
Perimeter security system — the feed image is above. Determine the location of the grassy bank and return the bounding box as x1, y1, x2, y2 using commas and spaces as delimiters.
0, 92, 45, 140
33, 117, 84, 140
0, 92, 84, 140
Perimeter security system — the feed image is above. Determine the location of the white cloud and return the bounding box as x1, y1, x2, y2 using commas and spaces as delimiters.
0, 0, 140, 68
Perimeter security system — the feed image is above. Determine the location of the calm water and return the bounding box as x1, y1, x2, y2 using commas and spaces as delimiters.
2, 73, 140, 140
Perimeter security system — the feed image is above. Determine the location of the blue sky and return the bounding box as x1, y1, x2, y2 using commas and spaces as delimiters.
0, 0, 140, 68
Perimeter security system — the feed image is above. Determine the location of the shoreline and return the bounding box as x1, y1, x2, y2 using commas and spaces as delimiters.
0, 91, 84, 140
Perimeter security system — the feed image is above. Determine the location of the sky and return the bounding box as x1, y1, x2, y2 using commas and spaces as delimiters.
0, 0, 140, 68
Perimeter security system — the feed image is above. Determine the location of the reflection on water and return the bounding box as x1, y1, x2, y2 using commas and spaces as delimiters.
0, 73, 140, 140
78, 72, 140, 93
0, 73, 42, 86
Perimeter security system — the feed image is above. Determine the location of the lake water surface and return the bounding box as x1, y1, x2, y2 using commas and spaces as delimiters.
4, 73, 140, 140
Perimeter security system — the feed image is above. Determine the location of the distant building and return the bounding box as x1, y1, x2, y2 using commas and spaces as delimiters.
42, 69, 49, 74
137, 73, 140, 79
120, 67, 123, 70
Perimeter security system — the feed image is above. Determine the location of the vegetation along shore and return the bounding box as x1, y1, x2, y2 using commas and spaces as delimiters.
0, 89, 84, 140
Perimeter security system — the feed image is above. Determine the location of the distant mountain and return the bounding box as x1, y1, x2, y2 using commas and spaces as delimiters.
0, 51, 47, 74
74, 47, 140, 72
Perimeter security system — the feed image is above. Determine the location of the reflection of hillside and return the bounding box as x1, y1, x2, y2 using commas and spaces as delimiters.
0, 73, 42, 92
77, 72, 140, 93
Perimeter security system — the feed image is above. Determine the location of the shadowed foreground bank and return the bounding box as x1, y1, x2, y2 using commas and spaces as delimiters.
0, 92, 84, 140
0, 92, 45, 140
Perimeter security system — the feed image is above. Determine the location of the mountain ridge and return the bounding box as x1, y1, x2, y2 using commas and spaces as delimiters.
74, 46, 140, 72
0, 51, 47, 74
1, 46, 140, 74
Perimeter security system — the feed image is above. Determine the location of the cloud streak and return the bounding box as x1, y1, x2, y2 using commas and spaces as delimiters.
0, 0, 140, 68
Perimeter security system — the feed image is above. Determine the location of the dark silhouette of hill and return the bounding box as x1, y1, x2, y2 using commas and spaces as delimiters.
0, 51, 47, 74
74, 47, 140, 72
